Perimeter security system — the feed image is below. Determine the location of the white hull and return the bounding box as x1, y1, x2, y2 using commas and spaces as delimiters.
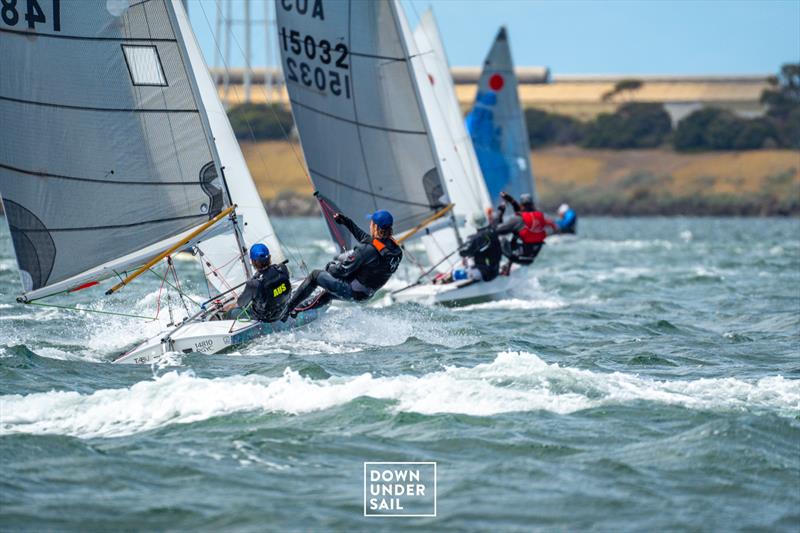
114, 310, 320, 364
389, 267, 523, 306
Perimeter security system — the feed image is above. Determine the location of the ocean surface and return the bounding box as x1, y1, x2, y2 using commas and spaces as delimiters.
1, 216, 798, 531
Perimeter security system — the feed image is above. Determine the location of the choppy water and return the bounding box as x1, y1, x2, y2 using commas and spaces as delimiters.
1, 217, 799, 531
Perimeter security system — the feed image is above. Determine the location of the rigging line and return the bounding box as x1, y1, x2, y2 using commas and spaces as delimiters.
405, 0, 485, 207
146, 268, 201, 308
205, 1, 310, 184
153, 261, 170, 319
196, 1, 309, 271
199, 249, 240, 294
28, 301, 158, 321
399, 244, 428, 275
168, 256, 191, 315
197, 2, 308, 270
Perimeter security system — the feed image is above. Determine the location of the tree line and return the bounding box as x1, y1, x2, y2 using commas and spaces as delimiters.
227, 64, 799, 152
526, 64, 799, 151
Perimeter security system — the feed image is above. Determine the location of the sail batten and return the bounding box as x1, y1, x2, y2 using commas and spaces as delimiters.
0, 0, 232, 297
172, 0, 285, 293
276, 0, 446, 239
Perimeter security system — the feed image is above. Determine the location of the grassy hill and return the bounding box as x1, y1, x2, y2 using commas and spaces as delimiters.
241, 141, 799, 216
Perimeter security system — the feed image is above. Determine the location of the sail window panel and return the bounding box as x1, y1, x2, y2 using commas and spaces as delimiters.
0, 37, 193, 111
123, 45, 168, 87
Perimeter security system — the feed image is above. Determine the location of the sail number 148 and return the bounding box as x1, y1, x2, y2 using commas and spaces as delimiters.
1, 0, 60, 31
279, 27, 351, 99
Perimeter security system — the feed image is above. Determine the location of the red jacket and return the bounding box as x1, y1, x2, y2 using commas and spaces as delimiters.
519, 211, 556, 244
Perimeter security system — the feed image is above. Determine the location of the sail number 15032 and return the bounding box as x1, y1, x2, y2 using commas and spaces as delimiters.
280, 27, 351, 99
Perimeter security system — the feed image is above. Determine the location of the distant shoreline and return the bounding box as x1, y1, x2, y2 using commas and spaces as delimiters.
262, 192, 799, 218
244, 142, 799, 217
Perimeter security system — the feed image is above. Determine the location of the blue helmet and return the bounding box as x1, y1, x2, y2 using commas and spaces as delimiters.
368, 209, 394, 229
249, 243, 270, 261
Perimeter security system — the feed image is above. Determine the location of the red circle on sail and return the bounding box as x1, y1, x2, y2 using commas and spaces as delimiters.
489, 74, 504, 91
428, 73, 435, 85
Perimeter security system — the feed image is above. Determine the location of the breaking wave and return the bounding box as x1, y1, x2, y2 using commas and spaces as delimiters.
2, 352, 797, 439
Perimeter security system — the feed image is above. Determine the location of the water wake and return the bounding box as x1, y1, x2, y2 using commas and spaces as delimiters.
2, 352, 796, 439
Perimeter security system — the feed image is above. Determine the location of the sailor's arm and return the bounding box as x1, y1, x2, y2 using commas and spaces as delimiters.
500, 192, 521, 213
327, 245, 370, 279
333, 213, 370, 243
230, 278, 257, 310
495, 216, 522, 236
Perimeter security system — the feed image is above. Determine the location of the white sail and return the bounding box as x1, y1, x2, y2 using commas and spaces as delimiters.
0, 0, 235, 300
467, 27, 536, 206
0, 0, 281, 302
172, 0, 286, 295
275, 0, 450, 252
411, 8, 490, 218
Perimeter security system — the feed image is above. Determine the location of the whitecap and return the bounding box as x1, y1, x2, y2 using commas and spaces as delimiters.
2, 352, 797, 439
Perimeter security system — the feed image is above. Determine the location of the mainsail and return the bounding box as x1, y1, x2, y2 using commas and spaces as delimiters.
274, 0, 448, 248
0, 0, 279, 301
466, 27, 536, 206
412, 8, 489, 217
173, 0, 285, 293
410, 7, 491, 270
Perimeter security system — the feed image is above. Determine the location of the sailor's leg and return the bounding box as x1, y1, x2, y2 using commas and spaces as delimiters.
314, 270, 354, 301
295, 290, 334, 312
529, 243, 544, 262
285, 270, 323, 313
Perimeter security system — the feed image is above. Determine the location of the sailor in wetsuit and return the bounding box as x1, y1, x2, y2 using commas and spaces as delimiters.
281, 209, 403, 317
434, 213, 502, 284
495, 192, 556, 271
556, 203, 577, 234
221, 243, 291, 322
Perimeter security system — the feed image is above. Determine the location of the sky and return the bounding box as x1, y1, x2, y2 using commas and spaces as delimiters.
188, 0, 800, 76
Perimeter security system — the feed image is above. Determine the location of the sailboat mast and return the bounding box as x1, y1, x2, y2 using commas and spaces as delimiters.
390, 1, 464, 248
167, 0, 251, 279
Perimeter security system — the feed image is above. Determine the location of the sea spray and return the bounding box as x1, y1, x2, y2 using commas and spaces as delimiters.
2, 352, 797, 439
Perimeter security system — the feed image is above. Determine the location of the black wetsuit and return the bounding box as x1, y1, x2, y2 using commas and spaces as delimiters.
460, 226, 502, 282
236, 263, 291, 322
285, 215, 403, 313
495, 215, 544, 265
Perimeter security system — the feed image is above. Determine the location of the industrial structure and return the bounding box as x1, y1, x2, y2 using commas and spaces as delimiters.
198, 1, 770, 124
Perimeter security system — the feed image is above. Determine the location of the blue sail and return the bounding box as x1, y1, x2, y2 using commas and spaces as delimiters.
466, 27, 536, 206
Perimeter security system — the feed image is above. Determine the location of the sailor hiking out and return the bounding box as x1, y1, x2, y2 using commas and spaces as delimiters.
495, 192, 556, 271
282, 210, 403, 318
221, 244, 291, 322
435, 213, 502, 285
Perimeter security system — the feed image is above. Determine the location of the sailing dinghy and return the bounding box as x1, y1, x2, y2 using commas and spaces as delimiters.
467, 27, 537, 207
0, 0, 317, 365
275, 0, 512, 306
